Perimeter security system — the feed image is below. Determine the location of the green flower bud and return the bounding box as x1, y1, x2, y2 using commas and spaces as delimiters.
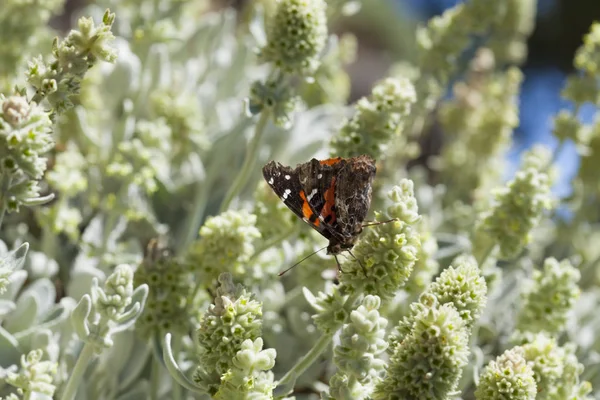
5, 349, 58, 397
474, 151, 553, 260
134, 242, 200, 340
475, 347, 536, 400
304, 283, 349, 335
214, 338, 276, 400
515, 333, 593, 400
516, 257, 581, 335
96, 264, 134, 321
327, 295, 388, 400
187, 210, 261, 282
0, 95, 53, 180
374, 303, 469, 400
340, 179, 421, 300
248, 78, 299, 129
390, 255, 486, 351
562, 75, 598, 106
553, 110, 582, 144
574, 22, 600, 75
194, 273, 263, 393
330, 77, 416, 159
259, 0, 328, 76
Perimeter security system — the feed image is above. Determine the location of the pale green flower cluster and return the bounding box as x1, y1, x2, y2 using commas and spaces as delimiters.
374, 302, 469, 399
187, 210, 261, 282
516, 257, 581, 335
134, 242, 199, 340
340, 179, 421, 300
194, 273, 265, 394
258, 0, 328, 76
27, 10, 117, 113
474, 148, 553, 260
520, 333, 593, 400
438, 57, 523, 205
475, 346, 537, 400
4, 349, 58, 398
0, 95, 53, 215
326, 295, 388, 400
330, 76, 417, 159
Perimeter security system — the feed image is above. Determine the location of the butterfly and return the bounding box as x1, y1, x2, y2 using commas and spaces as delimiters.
262, 155, 378, 266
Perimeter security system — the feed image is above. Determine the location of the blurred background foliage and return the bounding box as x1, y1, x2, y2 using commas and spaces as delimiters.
49, 0, 600, 196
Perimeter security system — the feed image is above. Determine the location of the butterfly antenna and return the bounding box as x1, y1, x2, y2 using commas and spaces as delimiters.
347, 249, 367, 275
278, 245, 328, 276
362, 218, 399, 228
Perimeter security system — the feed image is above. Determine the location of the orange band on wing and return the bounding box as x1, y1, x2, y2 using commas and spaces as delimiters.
320, 177, 336, 224
299, 190, 320, 227
319, 157, 342, 166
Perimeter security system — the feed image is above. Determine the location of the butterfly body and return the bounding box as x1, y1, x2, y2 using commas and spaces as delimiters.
262, 155, 376, 255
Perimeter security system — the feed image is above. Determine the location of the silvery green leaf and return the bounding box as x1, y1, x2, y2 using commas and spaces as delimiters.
103, 38, 142, 109
116, 333, 151, 393
0, 270, 28, 302
26, 392, 53, 400
25, 251, 59, 279
1, 242, 29, 272
14, 297, 76, 344
115, 381, 149, 400
21, 193, 55, 207
21, 278, 56, 318
248, 4, 267, 46
71, 295, 92, 340
0, 300, 15, 318
67, 265, 106, 301
3, 291, 37, 333
0, 240, 7, 254
0, 326, 21, 366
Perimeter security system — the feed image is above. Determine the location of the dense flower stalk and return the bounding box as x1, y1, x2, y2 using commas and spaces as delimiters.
475, 347, 537, 400
194, 273, 264, 394
340, 179, 421, 300
516, 257, 581, 335
373, 303, 469, 399
330, 76, 417, 159
325, 295, 388, 400
187, 210, 261, 282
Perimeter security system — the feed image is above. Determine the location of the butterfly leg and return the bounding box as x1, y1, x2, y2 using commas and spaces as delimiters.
347, 250, 367, 276
333, 254, 343, 273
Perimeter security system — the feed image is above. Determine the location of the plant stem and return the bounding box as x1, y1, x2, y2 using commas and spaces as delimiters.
275, 333, 333, 391
219, 110, 270, 213
150, 356, 160, 400
171, 335, 183, 400
275, 292, 359, 395
0, 173, 11, 232
61, 343, 95, 400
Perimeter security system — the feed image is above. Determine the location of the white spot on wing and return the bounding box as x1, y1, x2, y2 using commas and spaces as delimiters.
268, 178, 274, 185
285, 174, 291, 180
307, 188, 318, 201
283, 189, 291, 200
317, 173, 322, 179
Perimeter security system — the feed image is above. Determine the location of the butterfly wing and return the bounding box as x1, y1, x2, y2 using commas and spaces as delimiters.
296, 157, 347, 241
262, 161, 333, 239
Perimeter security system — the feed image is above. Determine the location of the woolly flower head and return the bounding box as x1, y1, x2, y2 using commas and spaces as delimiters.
475, 155, 552, 260
373, 302, 469, 399
0, 94, 53, 180
330, 76, 417, 159
516, 257, 581, 335
475, 347, 537, 400
187, 209, 261, 282
134, 242, 199, 340
95, 264, 134, 321
389, 255, 486, 352
6, 349, 58, 397
518, 333, 593, 400
340, 179, 421, 300
328, 295, 388, 399
214, 338, 277, 400
194, 273, 263, 393
258, 0, 328, 76
304, 283, 349, 335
